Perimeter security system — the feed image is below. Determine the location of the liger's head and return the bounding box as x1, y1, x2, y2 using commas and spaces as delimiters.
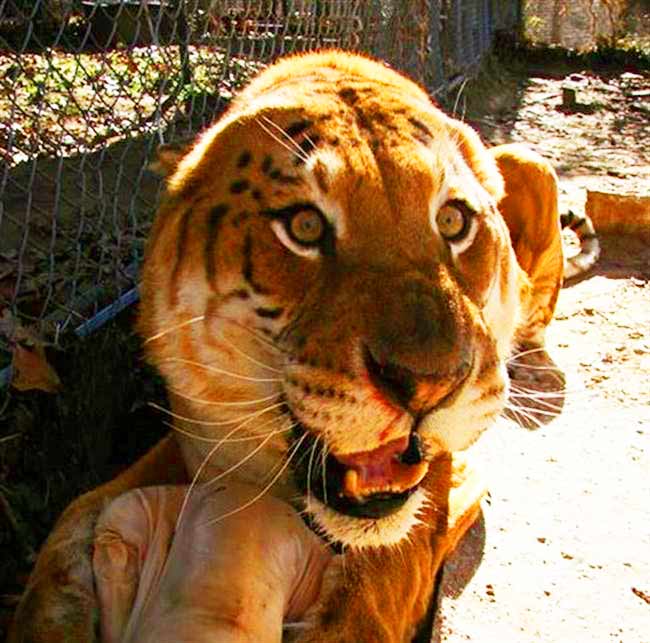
139, 51, 522, 548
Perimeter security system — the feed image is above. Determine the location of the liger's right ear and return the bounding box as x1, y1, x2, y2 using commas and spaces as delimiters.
147, 139, 194, 177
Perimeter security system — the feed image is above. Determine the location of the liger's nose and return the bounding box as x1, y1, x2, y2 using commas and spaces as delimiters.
362, 276, 468, 409
368, 281, 461, 374
363, 345, 417, 409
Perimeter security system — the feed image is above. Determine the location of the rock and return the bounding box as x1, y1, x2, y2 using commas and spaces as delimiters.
586, 190, 650, 240
562, 86, 578, 109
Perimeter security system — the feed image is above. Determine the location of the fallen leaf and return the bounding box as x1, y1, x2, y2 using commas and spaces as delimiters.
0, 309, 47, 346
0, 308, 15, 336
11, 343, 62, 393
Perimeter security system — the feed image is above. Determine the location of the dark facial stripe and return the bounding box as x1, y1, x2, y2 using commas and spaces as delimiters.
204, 204, 229, 282
478, 384, 505, 402
354, 106, 374, 133
261, 155, 273, 174
338, 87, 358, 104
173, 206, 194, 285
313, 163, 329, 194
254, 307, 284, 319
285, 120, 313, 138
230, 179, 250, 194
228, 288, 250, 300
237, 150, 252, 168
269, 169, 301, 185
231, 211, 251, 228
409, 117, 432, 136
243, 231, 269, 295
261, 202, 321, 221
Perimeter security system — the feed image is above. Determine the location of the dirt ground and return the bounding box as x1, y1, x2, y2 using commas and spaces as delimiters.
0, 53, 649, 641
433, 58, 650, 642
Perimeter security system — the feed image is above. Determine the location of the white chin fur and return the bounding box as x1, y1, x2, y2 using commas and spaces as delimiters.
305, 488, 429, 549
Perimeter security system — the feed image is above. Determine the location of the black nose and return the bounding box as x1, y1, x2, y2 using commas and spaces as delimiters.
399, 431, 423, 465
363, 345, 416, 409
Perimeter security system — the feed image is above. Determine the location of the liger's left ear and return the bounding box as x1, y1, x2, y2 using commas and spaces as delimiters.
449, 121, 505, 202
147, 139, 195, 177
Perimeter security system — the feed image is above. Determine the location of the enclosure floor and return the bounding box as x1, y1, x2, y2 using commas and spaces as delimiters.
434, 261, 650, 641
433, 61, 650, 643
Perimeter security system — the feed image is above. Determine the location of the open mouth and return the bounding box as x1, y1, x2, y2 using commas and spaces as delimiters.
290, 417, 429, 519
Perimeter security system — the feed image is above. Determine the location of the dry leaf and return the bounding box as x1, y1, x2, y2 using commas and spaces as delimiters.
0, 308, 16, 337
1, 309, 49, 346
11, 342, 62, 393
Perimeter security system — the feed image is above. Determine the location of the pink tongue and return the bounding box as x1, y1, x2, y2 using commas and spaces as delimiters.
336, 436, 429, 498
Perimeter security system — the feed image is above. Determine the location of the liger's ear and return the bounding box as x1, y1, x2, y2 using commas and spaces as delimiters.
148, 139, 194, 177
449, 120, 505, 203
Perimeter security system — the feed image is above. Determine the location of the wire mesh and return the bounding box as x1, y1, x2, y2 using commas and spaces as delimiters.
0, 0, 519, 376
523, 0, 649, 49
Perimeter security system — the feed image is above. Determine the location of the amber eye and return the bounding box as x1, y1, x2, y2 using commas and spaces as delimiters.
288, 209, 326, 245
436, 202, 471, 241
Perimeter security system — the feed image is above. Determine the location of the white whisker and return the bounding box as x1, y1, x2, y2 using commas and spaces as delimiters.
143, 316, 205, 344
452, 77, 469, 118
505, 404, 558, 428
508, 346, 552, 361
257, 117, 309, 163
163, 419, 291, 444
306, 436, 319, 509
174, 412, 287, 529
508, 409, 545, 430
302, 131, 318, 152
509, 393, 565, 413
157, 357, 281, 383
510, 387, 565, 402
509, 383, 571, 397
149, 400, 286, 427
168, 387, 281, 407
216, 333, 283, 373
320, 441, 329, 506
505, 402, 559, 420
258, 115, 310, 163
508, 362, 564, 372
204, 418, 294, 488
202, 431, 309, 527
214, 315, 283, 354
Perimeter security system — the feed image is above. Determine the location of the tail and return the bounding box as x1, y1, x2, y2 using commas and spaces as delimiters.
560, 210, 600, 279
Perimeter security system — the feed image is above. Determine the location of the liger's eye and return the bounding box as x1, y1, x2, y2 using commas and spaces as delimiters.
436, 202, 472, 241
288, 209, 326, 245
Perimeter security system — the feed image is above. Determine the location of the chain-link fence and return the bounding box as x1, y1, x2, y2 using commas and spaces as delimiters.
523, 0, 649, 49
0, 0, 520, 382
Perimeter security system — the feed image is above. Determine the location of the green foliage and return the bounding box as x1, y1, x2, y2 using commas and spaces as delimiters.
1, 46, 262, 166
590, 35, 650, 68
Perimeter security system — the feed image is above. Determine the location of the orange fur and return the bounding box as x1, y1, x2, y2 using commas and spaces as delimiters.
11, 51, 570, 642
491, 143, 564, 348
